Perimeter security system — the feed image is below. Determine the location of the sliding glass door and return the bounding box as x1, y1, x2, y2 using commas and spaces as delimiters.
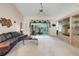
31, 23, 49, 35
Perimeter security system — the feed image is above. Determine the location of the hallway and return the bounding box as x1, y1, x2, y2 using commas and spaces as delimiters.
6, 35, 79, 56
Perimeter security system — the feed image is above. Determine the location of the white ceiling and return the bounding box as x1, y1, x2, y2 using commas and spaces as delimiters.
14, 3, 79, 20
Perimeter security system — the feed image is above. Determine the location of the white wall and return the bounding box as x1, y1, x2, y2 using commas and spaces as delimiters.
48, 18, 57, 36
23, 16, 57, 36
0, 4, 23, 34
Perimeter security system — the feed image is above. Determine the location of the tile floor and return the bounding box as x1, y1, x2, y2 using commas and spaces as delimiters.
6, 35, 79, 56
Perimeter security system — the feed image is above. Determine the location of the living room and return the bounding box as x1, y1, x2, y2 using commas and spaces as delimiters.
0, 1, 79, 58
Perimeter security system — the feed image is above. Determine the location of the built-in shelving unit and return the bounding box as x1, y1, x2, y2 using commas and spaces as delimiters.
62, 17, 70, 36
71, 14, 79, 47
72, 15, 79, 36
58, 17, 70, 43
58, 11, 79, 47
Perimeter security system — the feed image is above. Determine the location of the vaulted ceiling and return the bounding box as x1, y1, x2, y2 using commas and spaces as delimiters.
14, 3, 79, 20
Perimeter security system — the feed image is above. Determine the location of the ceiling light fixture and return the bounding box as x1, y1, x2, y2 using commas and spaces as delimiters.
37, 3, 47, 16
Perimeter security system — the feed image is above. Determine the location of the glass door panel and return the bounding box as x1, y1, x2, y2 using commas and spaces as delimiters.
31, 23, 49, 35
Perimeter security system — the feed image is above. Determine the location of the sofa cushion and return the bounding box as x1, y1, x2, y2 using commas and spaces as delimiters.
3, 38, 16, 44
14, 32, 20, 37
0, 35, 6, 43
11, 32, 21, 38
4, 33, 12, 40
